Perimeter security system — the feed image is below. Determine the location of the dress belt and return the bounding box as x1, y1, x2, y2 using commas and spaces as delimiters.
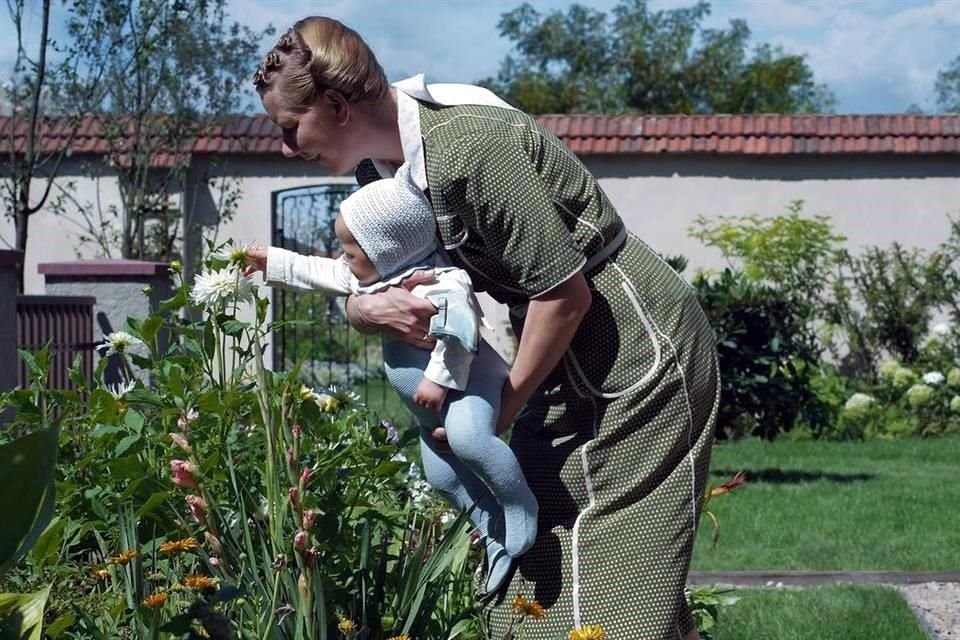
509, 225, 628, 319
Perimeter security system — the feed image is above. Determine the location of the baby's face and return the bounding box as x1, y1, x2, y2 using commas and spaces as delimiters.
334, 214, 380, 286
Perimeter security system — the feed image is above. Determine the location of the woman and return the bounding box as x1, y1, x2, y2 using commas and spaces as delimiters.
253, 17, 719, 640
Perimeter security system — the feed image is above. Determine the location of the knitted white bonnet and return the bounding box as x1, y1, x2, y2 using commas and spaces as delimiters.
339, 163, 437, 279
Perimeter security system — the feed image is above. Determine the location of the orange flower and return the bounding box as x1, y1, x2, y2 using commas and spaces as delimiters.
182, 574, 217, 591
512, 595, 547, 619
109, 549, 142, 565
142, 592, 168, 608
91, 568, 110, 580
710, 471, 747, 497
159, 537, 199, 555
569, 625, 607, 640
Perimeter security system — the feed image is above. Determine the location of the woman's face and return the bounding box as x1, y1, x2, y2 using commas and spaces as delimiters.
262, 88, 360, 176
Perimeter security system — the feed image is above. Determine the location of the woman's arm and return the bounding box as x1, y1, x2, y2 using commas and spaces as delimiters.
496, 271, 592, 434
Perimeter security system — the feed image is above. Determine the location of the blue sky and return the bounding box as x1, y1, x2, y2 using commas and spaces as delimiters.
5, 0, 960, 113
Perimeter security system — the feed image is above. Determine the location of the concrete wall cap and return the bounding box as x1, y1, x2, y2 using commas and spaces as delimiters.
38, 259, 171, 277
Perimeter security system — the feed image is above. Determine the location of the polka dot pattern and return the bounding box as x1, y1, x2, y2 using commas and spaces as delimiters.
417, 102, 720, 639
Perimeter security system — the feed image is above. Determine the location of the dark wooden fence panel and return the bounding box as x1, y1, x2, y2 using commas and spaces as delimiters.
16, 295, 96, 390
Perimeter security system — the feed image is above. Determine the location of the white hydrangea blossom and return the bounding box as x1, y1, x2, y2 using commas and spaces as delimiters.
950, 396, 960, 413
98, 330, 144, 356
878, 360, 901, 383
922, 371, 945, 385
842, 393, 875, 420
190, 266, 254, 309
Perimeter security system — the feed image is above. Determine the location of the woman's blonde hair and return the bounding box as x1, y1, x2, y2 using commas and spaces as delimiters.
252, 17, 388, 109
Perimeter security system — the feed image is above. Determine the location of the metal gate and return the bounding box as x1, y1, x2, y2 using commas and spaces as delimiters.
271, 183, 405, 421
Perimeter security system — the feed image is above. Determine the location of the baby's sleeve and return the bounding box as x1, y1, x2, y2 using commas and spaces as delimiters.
265, 247, 355, 295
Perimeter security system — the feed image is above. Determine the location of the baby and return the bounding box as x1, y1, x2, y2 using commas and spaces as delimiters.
246, 164, 537, 594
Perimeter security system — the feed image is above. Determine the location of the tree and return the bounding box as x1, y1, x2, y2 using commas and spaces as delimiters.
935, 55, 960, 113
480, 0, 835, 115
2, 0, 82, 291
55, 0, 271, 263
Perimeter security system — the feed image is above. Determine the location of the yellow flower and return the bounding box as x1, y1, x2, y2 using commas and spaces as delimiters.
142, 592, 168, 608
159, 537, 199, 555
387, 635, 410, 640
108, 549, 142, 565
182, 574, 217, 591
512, 595, 547, 619
337, 618, 355, 635
568, 625, 607, 640
91, 568, 110, 580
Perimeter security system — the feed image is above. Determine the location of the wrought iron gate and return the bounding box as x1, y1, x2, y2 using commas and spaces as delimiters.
271, 183, 404, 421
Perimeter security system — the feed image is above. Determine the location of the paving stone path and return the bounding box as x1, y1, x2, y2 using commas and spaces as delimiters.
689, 572, 960, 639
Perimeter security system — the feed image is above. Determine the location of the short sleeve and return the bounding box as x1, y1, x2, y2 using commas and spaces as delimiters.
438, 136, 586, 297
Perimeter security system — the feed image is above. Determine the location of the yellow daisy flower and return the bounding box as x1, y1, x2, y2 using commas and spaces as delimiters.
142, 592, 168, 608
108, 549, 142, 565
512, 595, 547, 619
182, 574, 217, 591
387, 635, 410, 640
337, 618, 355, 634
568, 625, 607, 640
159, 537, 199, 555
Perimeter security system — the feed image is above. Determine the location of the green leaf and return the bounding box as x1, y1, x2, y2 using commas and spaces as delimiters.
140, 315, 164, 347
29, 517, 65, 569
114, 434, 141, 457
16, 350, 44, 380
0, 430, 58, 577
136, 491, 170, 518
125, 388, 164, 408
124, 409, 145, 434
45, 612, 74, 638
159, 289, 187, 314
0, 586, 50, 640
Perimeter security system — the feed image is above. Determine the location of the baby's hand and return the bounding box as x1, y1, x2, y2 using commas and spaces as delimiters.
244, 243, 268, 277
413, 377, 448, 412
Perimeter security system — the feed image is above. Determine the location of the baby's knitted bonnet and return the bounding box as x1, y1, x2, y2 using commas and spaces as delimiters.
339, 163, 437, 279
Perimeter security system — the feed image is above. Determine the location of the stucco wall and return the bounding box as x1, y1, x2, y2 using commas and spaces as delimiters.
4, 151, 958, 365
584, 154, 960, 279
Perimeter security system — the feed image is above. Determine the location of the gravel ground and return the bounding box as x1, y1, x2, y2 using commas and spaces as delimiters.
898, 582, 960, 639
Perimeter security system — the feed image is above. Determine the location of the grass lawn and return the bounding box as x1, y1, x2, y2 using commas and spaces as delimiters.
692, 436, 960, 571
713, 585, 929, 640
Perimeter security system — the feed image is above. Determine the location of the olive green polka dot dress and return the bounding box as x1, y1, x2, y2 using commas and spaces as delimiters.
417, 102, 720, 640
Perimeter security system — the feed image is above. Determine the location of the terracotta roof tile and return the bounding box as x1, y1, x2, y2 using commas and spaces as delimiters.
2, 113, 958, 158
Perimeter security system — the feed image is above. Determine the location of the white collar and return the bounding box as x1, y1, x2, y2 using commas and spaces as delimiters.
380, 74, 515, 191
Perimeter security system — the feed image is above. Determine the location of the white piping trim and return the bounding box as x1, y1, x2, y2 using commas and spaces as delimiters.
569, 395, 599, 630
645, 295, 700, 545
565, 264, 661, 398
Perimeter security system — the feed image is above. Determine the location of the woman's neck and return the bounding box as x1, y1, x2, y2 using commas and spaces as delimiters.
353, 88, 404, 164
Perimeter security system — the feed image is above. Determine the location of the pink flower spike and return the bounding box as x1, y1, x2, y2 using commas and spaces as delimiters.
300, 467, 311, 487
303, 509, 317, 530
177, 408, 199, 432
185, 495, 207, 523
169, 432, 192, 454
288, 486, 299, 507
293, 530, 307, 551
292, 423, 302, 439
170, 459, 198, 488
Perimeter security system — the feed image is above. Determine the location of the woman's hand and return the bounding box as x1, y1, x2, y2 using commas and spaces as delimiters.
346, 270, 438, 347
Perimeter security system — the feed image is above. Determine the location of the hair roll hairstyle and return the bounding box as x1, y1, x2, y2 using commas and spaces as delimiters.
252, 17, 388, 110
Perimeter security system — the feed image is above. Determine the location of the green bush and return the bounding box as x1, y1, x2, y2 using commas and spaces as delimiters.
694, 268, 823, 440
